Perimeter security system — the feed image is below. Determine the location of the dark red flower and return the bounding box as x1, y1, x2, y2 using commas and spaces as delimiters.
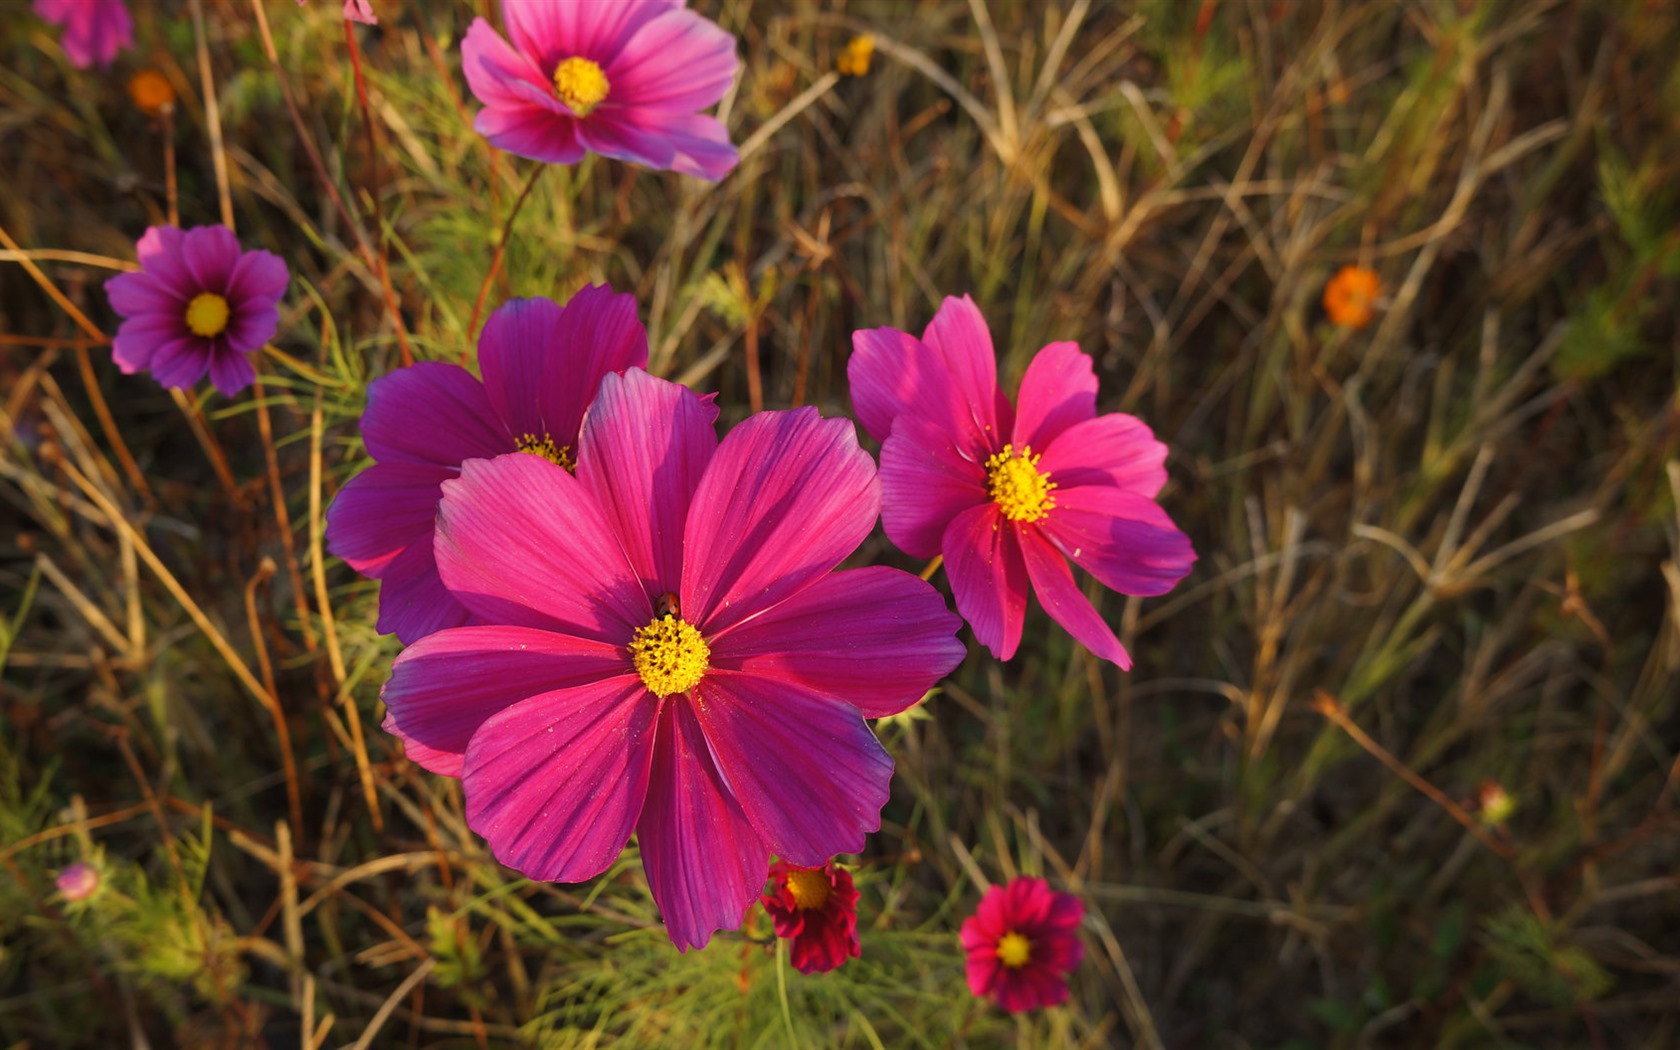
960, 876, 1084, 1012
762, 861, 861, 974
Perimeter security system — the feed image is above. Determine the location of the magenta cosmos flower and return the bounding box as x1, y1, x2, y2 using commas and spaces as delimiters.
326, 286, 646, 644
961, 877, 1084, 1013
296, 0, 377, 25
379, 368, 965, 949
460, 0, 739, 180
762, 860, 861, 974
104, 226, 287, 397
849, 295, 1196, 668
34, 0, 132, 69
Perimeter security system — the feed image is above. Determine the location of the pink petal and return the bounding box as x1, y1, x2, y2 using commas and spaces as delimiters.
381, 625, 628, 776
606, 6, 738, 113
878, 413, 989, 559
584, 109, 737, 181
325, 461, 450, 576
637, 698, 767, 951
1010, 341, 1095, 452
474, 100, 587, 165
342, 0, 376, 24
1039, 485, 1195, 596
375, 536, 472, 643
179, 226, 242, 294
691, 671, 893, 866
1039, 412, 1168, 498
207, 349, 257, 397
682, 408, 878, 635
463, 678, 659, 883
576, 369, 715, 599
707, 567, 964, 718
460, 18, 561, 111
1018, 528, 1130, 668
433, 454, 645, 640
941, 504, 1029, 661
360, 361, 509, 467
503, 0, 668, 74
921, 295, 1011, 448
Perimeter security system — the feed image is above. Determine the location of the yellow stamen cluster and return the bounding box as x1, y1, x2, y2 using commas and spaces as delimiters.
552, 56, 609, 116
985, 444, 1056, 523
185, 292, 231, 338
629, 613, 710, 698
996, 931, 1032, 969
515, 432, 574, 472
785, 868, 832, 911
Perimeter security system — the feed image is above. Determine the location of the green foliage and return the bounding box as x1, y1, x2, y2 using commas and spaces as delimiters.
1482, 906, 1614, 1007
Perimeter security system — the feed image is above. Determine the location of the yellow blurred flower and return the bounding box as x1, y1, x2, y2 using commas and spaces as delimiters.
1323, 264, 1381, 330
837, 35, 875, 77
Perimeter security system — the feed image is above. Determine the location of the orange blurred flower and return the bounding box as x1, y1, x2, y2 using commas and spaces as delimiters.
127, 68, 175, 116
1323, 264, 1381, 329
837, 35, 875, 77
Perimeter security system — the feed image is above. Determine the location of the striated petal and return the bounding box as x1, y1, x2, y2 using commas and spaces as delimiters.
878, 413, 988, 560
463, 677, 659, 883
111, 326, 185, 374
375, 536, 472, 643
1011, 341, 1095, 452
942, 503, 1029, 661
226, 248, 289, 306
105, 270, 176, 316
1039, 412, 1168, 497
921, 295, 1010, 448
179, 225, 242, 294
433, 454, 645, 639
637, 698, 766, 950
224, 302, 280, 353
325, 461, 450, 576
577, 369, 714, 599
147, 337, 212, 389
1039, 485, 1196, 597
708, 566, 964, 718
503, 0, 669, 73
1018, 528, 1130, 668
692, 671, 892, 866
360, 361, 509, 467
607, 6, 738, 112
461, 18, 556, 108
133, 226, 194, 296
474, 101, 586, 165
206, 349, 257, 397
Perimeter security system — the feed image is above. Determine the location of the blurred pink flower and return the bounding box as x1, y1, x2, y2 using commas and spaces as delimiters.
326, 287, 647, 644
34, 0, 133, 69
104, 226, 287, 397
55, 862, 100, 903
960, 877, 1084, 1013
849, 295, 1196, 667
296, 0, 377, 26
379, 369, 964, 949
460, 0, 739, 180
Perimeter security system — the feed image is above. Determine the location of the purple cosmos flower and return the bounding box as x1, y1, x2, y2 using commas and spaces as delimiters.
325, 287, 647, 644
34, 0, 133, 69
379, 368, 965, 949
460, 0, 739, 180
296, 0, 377, 26
961, 877, 1084, 1013
104, 226, 288, 397
849, 295, 1196, 668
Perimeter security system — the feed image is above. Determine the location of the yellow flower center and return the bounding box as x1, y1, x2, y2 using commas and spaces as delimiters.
985, 444, 1056, 523
996, 931, 1032, 969
515, 432, 574, 472
629, 612, 709, 698
552, 56, 609, 116
785, 868, 832, 911
184, 292, 231, 338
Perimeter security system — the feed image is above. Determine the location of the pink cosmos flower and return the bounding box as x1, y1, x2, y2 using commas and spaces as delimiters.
849, 295, 1196, 668
34, 0, 133, 69
379, 368, 965, 949
762, 860, 861, 974
326, 287, 646, 645
960, 876, 1084, 1013
104, 226, 288, 397
55, 861, 101, 903
460, 0, 740, 180
296, 0, 377, 25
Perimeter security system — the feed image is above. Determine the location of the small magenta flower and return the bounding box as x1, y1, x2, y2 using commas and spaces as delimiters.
325, 287, 647, 644
849, 295, 1196, 667
379, 368, 965, 949
960, 877, 1084, 1013
55, 862, 100, 903
762, 860, 861, 974
104, 226, 288, 397
296, 0, 377, 24
34, 0, 133, 69
460, 0, 740, 180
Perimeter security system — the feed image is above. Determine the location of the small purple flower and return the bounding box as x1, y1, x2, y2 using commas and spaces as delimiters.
295, 0, 377, 25
34, 0, 133, 69
104, 226, 288, 397
325, 287, 648, 644
55, 862, 100, 902
460, 0, 740, 180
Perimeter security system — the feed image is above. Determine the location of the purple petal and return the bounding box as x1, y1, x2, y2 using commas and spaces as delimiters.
692, 671, 893, 866
578, 109, 737, 181
105, 270, 175, 317
376, 537, 472, 643
325, 460, 450, 576
607, 6, 738, 113
360, 361, 509, 467
111, 323, 184, 374
707, 566, 965, 718
207, 348, 256, 397
637, 698, 766, 951
942, 503, 1030, 661
224, 302, 280, 353
1039, 484, 1196, 597
433, 454, 645, 640
179, 226, 242, 294
133, 226, 194, 295
1039, 412, 1168, 497
227, 248, 289, 305
1017, 528, 1130, 668
147, 337, 212, 389
463, 678, 659, 883
1011, 341, 1095, 452
878, 413, 989, 559
382, 625, 632, 777
576, 368, 715, 599
682, 408, 877, 636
